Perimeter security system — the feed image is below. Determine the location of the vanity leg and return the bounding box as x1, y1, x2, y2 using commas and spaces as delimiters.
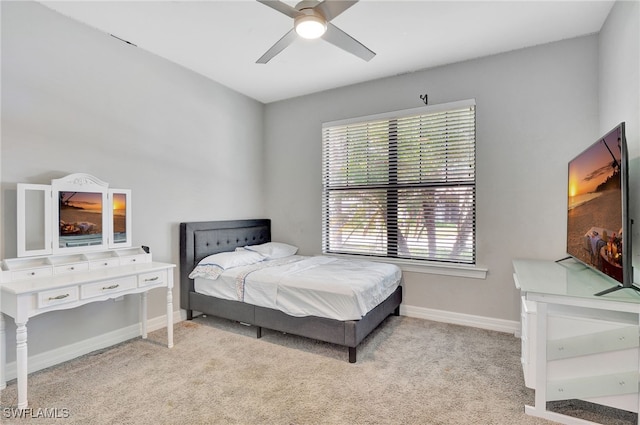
166, 286, 173, 348
0, 314, 6, 390
140, 292, 148, 339
16, 320, 28, 409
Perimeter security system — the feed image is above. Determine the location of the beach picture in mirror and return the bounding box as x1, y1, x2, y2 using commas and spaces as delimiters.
112, 192, 127, 244
58, 191, 104, 248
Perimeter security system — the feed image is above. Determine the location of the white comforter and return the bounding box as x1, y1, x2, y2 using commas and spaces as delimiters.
194, 255, 401, 321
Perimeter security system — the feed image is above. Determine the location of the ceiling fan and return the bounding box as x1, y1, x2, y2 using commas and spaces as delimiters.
256, 0, 376, 64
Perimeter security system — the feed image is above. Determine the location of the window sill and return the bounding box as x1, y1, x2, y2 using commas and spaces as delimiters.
327, 253, 488, 280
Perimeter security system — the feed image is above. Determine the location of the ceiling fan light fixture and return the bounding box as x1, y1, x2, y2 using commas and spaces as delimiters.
294, 12, 327, 39
256, 0, 375, 64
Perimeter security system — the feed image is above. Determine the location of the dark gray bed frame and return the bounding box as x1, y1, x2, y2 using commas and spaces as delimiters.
179, 219, 402, 363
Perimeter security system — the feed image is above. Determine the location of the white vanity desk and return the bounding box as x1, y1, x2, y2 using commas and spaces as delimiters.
0, 248, 175, 409
514, 258, 640, 425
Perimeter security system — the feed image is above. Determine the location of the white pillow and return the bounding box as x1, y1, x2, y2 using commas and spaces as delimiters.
244, 242, 298, 259
188, 250, 264, 280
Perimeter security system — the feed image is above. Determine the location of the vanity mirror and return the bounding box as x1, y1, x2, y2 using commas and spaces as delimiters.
109, 189, 132, 248
52, 173, 108, 253
17, 184, 52, 257
16, 173, 132, 257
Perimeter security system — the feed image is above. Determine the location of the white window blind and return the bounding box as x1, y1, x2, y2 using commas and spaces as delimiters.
322, 100, 476, 264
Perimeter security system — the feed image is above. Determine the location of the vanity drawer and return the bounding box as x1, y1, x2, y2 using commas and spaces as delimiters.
138, 270, 167, 288
119, 254, 147, 265
54, 263, 90, 275
37, 286, 80, 309
81, 276, 137, 299
89, 258, 120, 270
12, 267, 53, 281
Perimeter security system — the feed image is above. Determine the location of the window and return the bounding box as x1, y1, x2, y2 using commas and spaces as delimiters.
322, 99, 476, 265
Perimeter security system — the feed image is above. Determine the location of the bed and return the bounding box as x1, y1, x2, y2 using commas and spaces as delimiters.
179, 219, 403, 363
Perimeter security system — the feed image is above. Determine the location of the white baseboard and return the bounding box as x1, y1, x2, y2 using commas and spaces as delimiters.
3, 310, 184, 382
400, 304, 520, 335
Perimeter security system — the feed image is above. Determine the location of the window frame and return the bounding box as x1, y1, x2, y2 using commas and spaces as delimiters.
322, 99, 487, 279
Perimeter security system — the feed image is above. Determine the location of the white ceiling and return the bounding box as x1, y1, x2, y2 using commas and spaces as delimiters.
40, 0, 615, 104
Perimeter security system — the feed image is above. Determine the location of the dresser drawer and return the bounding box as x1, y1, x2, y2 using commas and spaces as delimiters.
12, 267, 53, 281
54, 262, 90, 275
89, 258, 120, 270
138, 270, 167, 288
37, 286, 80, 308
119, 254, 148, 265
81, 276, 137, 299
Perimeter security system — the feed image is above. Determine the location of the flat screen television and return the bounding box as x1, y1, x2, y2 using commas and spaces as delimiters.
566, 122, 636, 296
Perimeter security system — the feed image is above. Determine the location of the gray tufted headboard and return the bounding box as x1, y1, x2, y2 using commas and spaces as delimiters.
179, 219, 271, 312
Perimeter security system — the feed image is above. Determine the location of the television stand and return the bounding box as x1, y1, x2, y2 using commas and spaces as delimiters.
514, 258, 640, 425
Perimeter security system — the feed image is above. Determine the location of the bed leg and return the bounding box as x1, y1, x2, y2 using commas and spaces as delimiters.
348, 347, 356, 363
256, 326, 262, 339
187, 310, 193, 320
393, 306, 400, 316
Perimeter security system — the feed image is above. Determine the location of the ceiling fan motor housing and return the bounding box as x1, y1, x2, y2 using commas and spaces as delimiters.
295, 0, 322, 11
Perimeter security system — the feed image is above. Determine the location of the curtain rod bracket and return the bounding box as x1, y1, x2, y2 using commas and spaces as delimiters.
420, 94, 428, 105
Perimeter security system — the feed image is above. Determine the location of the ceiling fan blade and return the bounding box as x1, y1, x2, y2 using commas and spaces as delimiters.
322, 22, 375, 61
256, 0, 301, 19
256, 29, 298, 64
314, 1, 358, 21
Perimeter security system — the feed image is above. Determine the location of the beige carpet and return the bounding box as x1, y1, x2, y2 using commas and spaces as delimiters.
1, 315, 636, 424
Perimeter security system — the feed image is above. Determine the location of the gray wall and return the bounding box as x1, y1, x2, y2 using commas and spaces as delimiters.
263, 35, 601, 322
1, 2, 265, 360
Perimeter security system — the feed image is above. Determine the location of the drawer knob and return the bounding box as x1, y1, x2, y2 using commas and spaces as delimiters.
49, 293, 70, 301
102, 284, 120, 290
145, 277, 159, 282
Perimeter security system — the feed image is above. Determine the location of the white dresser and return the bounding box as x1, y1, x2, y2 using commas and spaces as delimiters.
514, 258, 640, 425
0, 247, 175, 409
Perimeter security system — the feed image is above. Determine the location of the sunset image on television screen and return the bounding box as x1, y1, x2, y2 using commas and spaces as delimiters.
567, 127, 623, 283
